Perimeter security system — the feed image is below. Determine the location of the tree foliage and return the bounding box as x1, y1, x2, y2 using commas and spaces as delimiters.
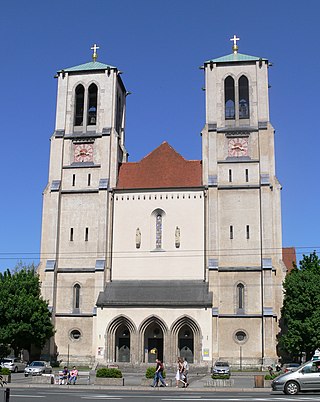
278, 252, 320, 361
0, 264, 54, 357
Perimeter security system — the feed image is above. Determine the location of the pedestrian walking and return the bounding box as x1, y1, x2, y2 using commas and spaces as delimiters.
151, 359, 167, 387
182, 358, 189, 388
175, 357, 187, 387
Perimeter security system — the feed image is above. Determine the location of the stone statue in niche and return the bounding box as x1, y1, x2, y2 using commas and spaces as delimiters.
136, 228, 141, 249
175, 226, 180, 248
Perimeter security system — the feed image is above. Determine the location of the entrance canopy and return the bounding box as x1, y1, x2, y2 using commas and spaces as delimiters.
96, 280, 212, 308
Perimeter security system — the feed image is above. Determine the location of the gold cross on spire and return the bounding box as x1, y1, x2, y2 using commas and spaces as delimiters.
91, 43, 100, 62
230, 34, 240, 54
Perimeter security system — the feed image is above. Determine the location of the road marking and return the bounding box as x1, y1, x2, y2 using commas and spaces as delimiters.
162, 399, 320, 402
81, 397, 122, 400
10, 395, 45, 398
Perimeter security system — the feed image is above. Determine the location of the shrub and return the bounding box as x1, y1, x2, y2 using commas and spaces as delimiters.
211, 373, 230, 380
96, 368, 122, 378
264, 373, 280, 380
145, 366, 166, 379
0, 368, 10, 375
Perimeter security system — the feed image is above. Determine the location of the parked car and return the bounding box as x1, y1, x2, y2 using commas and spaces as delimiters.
282, 362, 300, 373
0, 357, 27, 373
24, 361, 52, 377
272, 360, 320, 395
211, 361, 230, 375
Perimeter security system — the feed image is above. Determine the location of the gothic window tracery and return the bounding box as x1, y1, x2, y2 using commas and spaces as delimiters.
73, 83, 98, 129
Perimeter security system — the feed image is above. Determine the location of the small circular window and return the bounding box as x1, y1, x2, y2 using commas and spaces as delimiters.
70, 329, 81, 341
234, 330, 248, 344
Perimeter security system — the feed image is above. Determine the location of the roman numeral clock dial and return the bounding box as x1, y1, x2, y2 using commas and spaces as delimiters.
228, 138, 248, 157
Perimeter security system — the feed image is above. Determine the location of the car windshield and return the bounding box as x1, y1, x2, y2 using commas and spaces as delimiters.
216, 362, 228, 366
30, 361, 44, 367
2, 359, 12, 363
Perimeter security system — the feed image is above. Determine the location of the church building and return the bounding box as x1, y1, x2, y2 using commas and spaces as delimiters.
38, 38, 286, 368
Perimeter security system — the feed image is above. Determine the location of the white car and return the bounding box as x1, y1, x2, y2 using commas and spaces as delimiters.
24, 361, 52, 377
0, 358, 27, 373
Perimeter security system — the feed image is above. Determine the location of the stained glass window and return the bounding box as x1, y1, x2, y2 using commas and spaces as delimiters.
156, 214, 162, 249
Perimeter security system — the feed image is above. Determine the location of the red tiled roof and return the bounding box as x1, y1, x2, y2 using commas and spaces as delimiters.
117, 142, 202, 189
282, 247, 297, 272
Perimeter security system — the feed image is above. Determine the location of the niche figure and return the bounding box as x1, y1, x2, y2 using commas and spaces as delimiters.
136, 228, 141, 249
175, 226, 180, 248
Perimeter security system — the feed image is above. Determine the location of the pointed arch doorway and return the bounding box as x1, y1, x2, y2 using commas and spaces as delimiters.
171, 316, 201, 364
144, 322, 164, 363
178, 324, 194, 363
115, 324, 130, 362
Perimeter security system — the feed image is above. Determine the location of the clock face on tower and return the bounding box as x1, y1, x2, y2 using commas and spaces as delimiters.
74, 143, 94, 162
228, 138, 248, 157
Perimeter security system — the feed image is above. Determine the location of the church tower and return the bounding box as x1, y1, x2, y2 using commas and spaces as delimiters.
202, 36, 285, 366
38, 45, 127, 362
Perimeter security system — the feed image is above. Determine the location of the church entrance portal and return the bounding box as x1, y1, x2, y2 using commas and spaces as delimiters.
144, 323, 163, 363
115, 325, 130, 362
178, 325, 194, 363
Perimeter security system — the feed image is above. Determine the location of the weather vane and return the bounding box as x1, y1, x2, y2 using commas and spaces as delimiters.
230, 35, 240, 54
91, 43, 100, 62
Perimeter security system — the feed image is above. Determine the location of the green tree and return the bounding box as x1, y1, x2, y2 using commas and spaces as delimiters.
0, 344, 10, 359
278, 252, 320, 361
0, 264, 54, 357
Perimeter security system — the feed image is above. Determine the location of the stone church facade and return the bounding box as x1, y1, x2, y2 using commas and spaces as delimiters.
38, 39, 286, 368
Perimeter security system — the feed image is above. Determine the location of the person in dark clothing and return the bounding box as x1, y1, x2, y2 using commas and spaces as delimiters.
151, 359, 167, 387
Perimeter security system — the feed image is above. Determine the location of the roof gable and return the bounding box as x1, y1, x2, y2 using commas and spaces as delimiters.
205, 52, 268, 64
117, 142, 202, 189
58, 61, 116, 73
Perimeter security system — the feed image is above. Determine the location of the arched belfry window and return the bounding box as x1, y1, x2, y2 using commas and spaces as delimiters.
239, 75, 249, 119
224, 76, 235, 120
88, 84, 98, 125
237, 283, 244, 311
73, 283, 81, 312
74, 85, 84, 126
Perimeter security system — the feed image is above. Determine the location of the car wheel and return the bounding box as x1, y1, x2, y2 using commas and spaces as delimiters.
24, 374, 28, 377
284, 381, 300, 395
14, 366, 18, 373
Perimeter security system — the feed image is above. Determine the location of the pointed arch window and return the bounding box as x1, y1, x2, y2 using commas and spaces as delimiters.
156, 214, 163, 249
225, 76, 235, 119
237, 283, 244, 311
73, 283, 81, 312
239, 75, 249, 119
88, 84, 98, 125
74, 85, 85, 126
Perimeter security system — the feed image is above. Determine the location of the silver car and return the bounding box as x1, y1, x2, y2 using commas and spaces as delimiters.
272, 360, 320, 395
24, 361, 52, 377
0, 358, 27, 373
211, 361, 230, 376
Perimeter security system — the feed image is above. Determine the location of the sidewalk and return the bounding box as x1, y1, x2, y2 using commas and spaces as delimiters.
6, 371, 271, 392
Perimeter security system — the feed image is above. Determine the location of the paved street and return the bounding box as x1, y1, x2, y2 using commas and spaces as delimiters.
4, 371, 320, 401
4, 388, 320, 401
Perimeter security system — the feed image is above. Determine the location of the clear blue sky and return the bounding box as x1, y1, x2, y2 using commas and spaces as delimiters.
0, 0, 319, 271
